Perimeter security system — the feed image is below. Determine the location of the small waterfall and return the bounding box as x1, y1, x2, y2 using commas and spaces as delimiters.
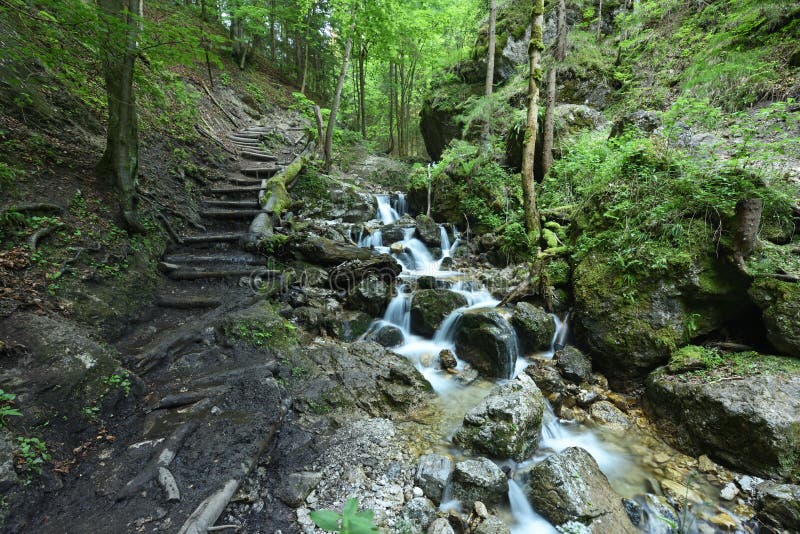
392, 193, 407, 216
395, 228, 437, 274
508, 481, 558, 534
449, 227, 461, 256
440, 226, 451, 257
383, 284, 411, 333
376, 194, 400, 224
359, 229, 383, 248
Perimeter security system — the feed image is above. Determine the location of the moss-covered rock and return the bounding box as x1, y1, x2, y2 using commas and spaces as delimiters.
510, 302, 556, 353
572, 252, 750, 386
223, 301, 300, 353
454, 309, 519, 379
410, 289, 467, 336
748, 277, 800, 356
645, 353, 800, 482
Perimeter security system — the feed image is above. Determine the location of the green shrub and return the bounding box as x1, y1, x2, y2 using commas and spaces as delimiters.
0, 389, 21, 426
16, 437, 51, 476
310, 498, 378, 534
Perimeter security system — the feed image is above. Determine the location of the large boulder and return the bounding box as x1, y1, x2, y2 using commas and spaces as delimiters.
345, 273, 392, 317
415, 214, 440, 246
573, 254, 749, 387
289, 233, 376, 266
410, 289, 468, 336
609, 110, 662, 138
524, 447, 637, 534
645, 352, 800, 481
555, 346, 592, 383
454, 309, 519, 379
415, 454, 453, 504
450, 458, 508, 508
453, 374, 545, 461
748, 278, 800, 356
510, 302, 555, 353
368, 324, 404, 348
756, 481, 800, 531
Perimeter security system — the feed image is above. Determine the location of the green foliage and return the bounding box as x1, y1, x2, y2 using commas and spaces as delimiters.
310, 498, 379, 534
0, 162, 22, 192
15, 436, 51, 476
259, 234, 289, 256
0, 389, 22, 426
102, 372, 132, 396
540, 129, 794, 277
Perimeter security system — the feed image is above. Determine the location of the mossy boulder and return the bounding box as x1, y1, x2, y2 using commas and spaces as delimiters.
223, 301, 300, 352
510, 302, 556, 353
454, 309, 519, 379
345, 274, 392, 317
410, 289, 467, 336
645, 351, 800, 481
572, 253, 749, 387
453, 374, 545, 461
748, 278, 800, 356
414, 214, 440, 246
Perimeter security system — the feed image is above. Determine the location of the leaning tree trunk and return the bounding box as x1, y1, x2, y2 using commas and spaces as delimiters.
483, 0, 497, 144
98, 0, 145, 232
323, 31, 353, 168
521, 0, 544, 243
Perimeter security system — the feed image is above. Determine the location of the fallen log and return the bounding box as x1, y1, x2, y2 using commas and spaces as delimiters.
157, 467, 180, 502
260, 155, 306, 216
200, 82, 239, 127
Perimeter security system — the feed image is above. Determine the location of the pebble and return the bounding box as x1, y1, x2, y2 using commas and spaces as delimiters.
654, 452, 671, 464
698, 454, 717, 474
720, 482, 739, 501
413, 486, 423, 497
473, 501, 489, 519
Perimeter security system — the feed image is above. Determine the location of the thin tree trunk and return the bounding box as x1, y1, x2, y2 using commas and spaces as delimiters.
397, 55, 405, 157
324, 32, 353, 168
387, 61, 395, 154
98, 0, 144, 232
200, 0, 206, 21
543, 0, 566, 177
359, 44, 367, 139
522, 0, 544, 243
597, 0, 603, 41
483, 0, 496, 143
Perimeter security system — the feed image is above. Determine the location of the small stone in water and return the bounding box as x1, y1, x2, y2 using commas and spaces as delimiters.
413, 486, 424, 497
654, 452, 671, 464
420, 353, 434, 367
622, 498, 642, 525
720, 482, 739, 501
439, 349, 457, 370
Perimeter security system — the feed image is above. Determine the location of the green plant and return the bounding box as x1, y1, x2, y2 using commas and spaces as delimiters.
103, 372, 132, 396
310, 498, 379, 534
16, 436, 51, 476
220, 72, 231, 86
0, 389, 22, 426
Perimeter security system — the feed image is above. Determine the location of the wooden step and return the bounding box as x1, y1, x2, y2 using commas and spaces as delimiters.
166, 266, 280, 281
179, 233, 243, 244
202, 200, 261, 209
223, 176, 265, 186
162, 252, 266, 265
205, 186, 265, 195
228, 132, 262, 140
240, 166, 280, 178
240, 151, 277, 162
200, 209, 269, 219
156, 296, 222, 309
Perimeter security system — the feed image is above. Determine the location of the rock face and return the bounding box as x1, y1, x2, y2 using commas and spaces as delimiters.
609, 110, 662, 137
646, 369, 800, 481
454, 309, 519, 379
555, 346, 592, 383
756, 481, 800, 530
524, 447, 637, 534
510, 302, 555, 353
453, 374, 545, 461
346, 274, 391, 317
573, 254, 749, 386
749, 278, 800, 356
369, 324, 404, 348
415, 454, 453, 504
0, 430, 18, 491
410, 289, 467, 336
450, 458, 509, 507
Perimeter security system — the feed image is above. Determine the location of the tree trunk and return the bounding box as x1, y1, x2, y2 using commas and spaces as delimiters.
98, 0, 144, 232
397, 55, 405, 157
733, 198, 763, 270
387, 62, 395, 154
522, 0, 544, 243
543, 0, 566, 177
270, 0, 276, 61
358, 44, 367, 139
483, 0, 496, 142
597, 0, 603, 41
324, 32, 353, 168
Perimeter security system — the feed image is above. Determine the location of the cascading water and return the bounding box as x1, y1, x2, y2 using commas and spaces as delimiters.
392, 193, 407, 217
355, 193, 736, 533
376, 194, 400, 224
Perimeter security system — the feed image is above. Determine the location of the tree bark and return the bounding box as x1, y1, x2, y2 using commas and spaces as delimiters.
387, 62, 395, 154
98, 0, 144, 232
733, 198, 763, 270
542, 0, 567, 176
324, 31, 353, 168
358, 44, 367, 139
522, 0, 544, 243
483, 0, 497, 142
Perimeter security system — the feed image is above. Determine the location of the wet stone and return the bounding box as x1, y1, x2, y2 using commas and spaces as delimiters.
402, 497, 437, 531
415, 454, 453, 504
438, 349, 457, 370
450, 458, 508, 508
428, 517, 455, 534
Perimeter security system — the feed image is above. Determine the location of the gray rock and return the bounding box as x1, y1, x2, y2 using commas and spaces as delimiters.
415, 214, 440, 246
756, 481, 800, 530
346, 274, 391, 317
720, 482, 738, 501
588, 401, 631, 431
450, 458, 508, 508
525, 361, 565, 394
369, 324, 404, 348
382, 220, 415, 244
474, 515, 511, 534
510, 303, 556, 353
326, 310, 373, 342
277, 471, 323, 508
289, 232, 376, 265
428, 518, 455, 534
555, 346, 592, 383
410, 290, 467, 336
736, 474, 765, 495
749, 278, 800, 356
524, 447, 637, 534
453, 374, 545, 461
556, 522, 592, 534
402, 497, 437, 531
454, 309, 519, 379
416, 454, 453, 504
646, 371, 800, 480
0, 430, 18, 491
609, 110, 662, 138
417, 275, 437, 290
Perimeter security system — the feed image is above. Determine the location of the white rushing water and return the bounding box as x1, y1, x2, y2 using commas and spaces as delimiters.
356, 193, 719, 533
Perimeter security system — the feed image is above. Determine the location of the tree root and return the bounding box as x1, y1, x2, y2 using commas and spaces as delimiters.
177, 399, 291, 534
200, 82, 239, 127
156, 213, 183, 244
116, 419, 199, 501
28, 222, 64, 251
151, 385, 230, 412
0, 202, 64, 218
157, 466, 181, 502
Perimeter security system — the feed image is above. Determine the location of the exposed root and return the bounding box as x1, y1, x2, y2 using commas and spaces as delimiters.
28, 222, 64, 251
157, 467, 181, 502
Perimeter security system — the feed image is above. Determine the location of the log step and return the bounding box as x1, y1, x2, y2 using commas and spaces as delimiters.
166, 267, 280, 281
179, 233, 243, 244
200, 209, 269, 219
228, 132, 262, 140
240, 151, 277, 162
162, 252, 266, 265
156, 296, 222, 309
240, 166, 280, 177
205, 186, 265, 195
224, 176, 265, 185
202, 200, 261, 209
